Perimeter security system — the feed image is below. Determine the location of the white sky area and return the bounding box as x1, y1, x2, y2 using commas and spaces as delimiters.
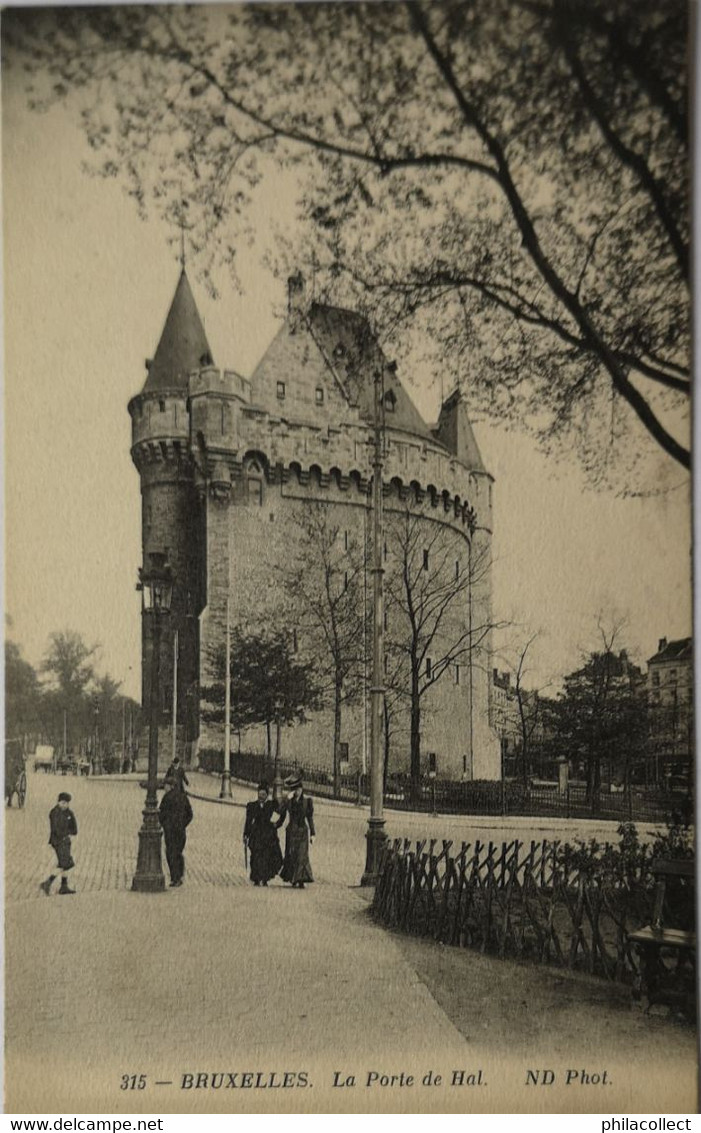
3, 80, 693, 702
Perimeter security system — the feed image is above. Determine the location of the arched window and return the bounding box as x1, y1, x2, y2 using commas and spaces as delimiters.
244, 457, 264, 506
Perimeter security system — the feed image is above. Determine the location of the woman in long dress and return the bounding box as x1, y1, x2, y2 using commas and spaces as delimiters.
243, 782, 284, 886
279, 776, 315, 888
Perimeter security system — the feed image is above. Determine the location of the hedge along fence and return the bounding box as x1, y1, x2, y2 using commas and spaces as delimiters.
371, 837, 659, 983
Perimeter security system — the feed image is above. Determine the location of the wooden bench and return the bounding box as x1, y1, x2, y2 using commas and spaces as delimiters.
628, 858, 695, 1016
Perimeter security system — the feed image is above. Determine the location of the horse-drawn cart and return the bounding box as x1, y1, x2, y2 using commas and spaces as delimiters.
5, 739, 27, 808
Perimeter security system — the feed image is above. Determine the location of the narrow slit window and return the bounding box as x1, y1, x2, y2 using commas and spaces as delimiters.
247, 479, 263, 506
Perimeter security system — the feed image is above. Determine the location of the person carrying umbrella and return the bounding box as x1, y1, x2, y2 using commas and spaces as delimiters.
243, 781, 284, 887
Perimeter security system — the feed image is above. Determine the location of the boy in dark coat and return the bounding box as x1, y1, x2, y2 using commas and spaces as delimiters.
158, 777, 193, 887
243, 782, 283, 886
40, 792, 78, 896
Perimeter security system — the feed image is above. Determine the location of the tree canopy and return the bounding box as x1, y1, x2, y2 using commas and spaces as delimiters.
546, 627, 647, 802
201, 628, 323, 733
5, 628, 139, 761
4, 0, 689, 489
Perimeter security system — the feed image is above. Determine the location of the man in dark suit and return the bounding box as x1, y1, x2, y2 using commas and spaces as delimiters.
158, 777, 193, 887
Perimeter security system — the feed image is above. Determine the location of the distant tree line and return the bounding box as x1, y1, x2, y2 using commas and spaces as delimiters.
504, 622, 692, 802
5, 625, 141, 769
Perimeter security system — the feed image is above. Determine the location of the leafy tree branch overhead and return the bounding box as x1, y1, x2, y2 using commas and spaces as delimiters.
4, 0, 689, 484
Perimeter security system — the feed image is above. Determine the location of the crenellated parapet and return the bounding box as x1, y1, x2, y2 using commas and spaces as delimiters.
187, 366, 491, 537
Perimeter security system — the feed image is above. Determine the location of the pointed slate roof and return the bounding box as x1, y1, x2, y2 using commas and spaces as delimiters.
142, 270, 213, 393
433, 389, 487, 473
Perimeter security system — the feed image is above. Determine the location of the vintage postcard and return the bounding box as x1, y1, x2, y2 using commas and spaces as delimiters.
2, 0, 695, 1116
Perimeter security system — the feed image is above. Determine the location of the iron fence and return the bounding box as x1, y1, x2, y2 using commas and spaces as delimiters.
218, 752, 690, 823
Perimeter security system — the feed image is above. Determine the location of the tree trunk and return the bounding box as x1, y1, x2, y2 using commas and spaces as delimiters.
586, 750, 602, 813
333, 677, 342, 798
383, 701, 390, 791
410, 668, 421, 807
592, 755, 602, 811
521, 740, 529, 788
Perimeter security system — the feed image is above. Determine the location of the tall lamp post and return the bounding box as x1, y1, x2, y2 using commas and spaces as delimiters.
361, 369, 388, 885
220, 598, 233, 799
132, 551, 173, 893
273, 696, 284, 803
93, 705, 100, 775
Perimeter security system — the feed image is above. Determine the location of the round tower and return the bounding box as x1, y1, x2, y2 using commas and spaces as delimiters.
128, 269, 211, 765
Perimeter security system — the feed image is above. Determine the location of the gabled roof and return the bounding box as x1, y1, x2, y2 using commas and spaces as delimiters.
648, 637, 693, 665
307, 303, 435, 442
142, 270, 213, 394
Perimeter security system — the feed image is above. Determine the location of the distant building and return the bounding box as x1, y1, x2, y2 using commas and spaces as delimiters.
490, 670, 521, 761
490, 669, 544, 777
647, 636, 694, 786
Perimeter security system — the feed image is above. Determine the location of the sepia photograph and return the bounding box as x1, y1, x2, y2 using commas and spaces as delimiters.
2, 0, 696, 1116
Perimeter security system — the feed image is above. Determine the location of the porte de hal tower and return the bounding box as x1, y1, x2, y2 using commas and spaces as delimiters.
129, 269, 500, 781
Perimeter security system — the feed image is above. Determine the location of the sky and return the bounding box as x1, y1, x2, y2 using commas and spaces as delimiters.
3, 71, 693, 703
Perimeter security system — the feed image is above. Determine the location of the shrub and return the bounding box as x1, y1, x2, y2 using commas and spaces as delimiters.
198, 747, 224, 774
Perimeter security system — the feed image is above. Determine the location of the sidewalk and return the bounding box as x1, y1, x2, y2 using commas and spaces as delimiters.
5, 771, 696, 1114
6, 878, 472, 1113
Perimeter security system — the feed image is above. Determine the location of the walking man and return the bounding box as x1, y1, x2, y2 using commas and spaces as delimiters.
165, 755, 189, 791
158, 777, 193, 887
40, 791, 78, 896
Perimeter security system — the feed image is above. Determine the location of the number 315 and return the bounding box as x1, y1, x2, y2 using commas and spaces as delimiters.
121, 1074, 147, 1090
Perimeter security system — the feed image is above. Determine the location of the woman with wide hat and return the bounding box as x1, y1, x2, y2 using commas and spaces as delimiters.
278, 776, 315, 888
243, 782, 284, 887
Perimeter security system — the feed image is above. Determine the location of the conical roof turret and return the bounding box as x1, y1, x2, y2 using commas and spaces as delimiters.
142, 269, 213, 393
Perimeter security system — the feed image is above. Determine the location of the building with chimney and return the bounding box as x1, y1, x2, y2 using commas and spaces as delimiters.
129, 270, 501, 781
647, 636, 694, 786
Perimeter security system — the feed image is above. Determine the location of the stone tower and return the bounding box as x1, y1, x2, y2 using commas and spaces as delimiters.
130, 271, 501, 780
128, 270, 211, 761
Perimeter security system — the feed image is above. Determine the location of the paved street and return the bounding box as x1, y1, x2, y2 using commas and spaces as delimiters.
5, 770, 696, 1114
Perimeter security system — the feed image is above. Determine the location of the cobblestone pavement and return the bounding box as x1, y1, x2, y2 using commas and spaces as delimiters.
5, 770, 694, 1115
7, 769, 665, 904
6, 771, 472, 1114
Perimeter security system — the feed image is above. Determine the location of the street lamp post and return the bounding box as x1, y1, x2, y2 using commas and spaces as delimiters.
220, 597, 233, 799
273, 696, 283, 803
361, 369, 388, 886
93, 705, 100, 775
132, 551, 173, 893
